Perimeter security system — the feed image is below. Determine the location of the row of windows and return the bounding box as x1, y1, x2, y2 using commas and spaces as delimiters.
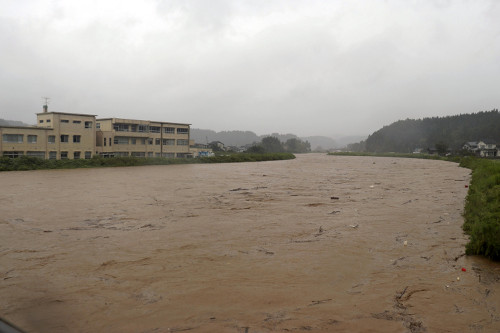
39, 119, 93, 128
107, 123, 188, 134
3, 134, 83, 144
110, 137, 188, 145
99, 152, 185, 158
3, 151, 92, 159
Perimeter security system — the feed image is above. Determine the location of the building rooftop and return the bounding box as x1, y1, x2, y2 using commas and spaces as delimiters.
37, 111, 98, 117
97, 117, 191, 126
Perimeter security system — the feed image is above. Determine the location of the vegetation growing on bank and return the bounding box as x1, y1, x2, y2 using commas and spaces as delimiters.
329, 152, 500, 261
460, 158, 500, 260
0, 153, 295, 172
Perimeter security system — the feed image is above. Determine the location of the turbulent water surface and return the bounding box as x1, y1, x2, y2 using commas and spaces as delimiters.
0, 154, 499, 332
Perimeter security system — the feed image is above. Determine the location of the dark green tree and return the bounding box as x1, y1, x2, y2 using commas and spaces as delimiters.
246, 145, 265, 153
261, 136, 284, 153
284, 138, 311, 153
435, 142, 448, 156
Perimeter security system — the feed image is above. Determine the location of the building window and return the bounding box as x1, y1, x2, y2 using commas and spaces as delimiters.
163, 153, 175, 158
46, 119, 51, 123
155, 138, 161, 145
27, 135, 37, 143
138, 125, 148, 132
131, 152, 146, 157
148, 139, 153, 145
49, 151, 57, 159
131, 138, 137, 145
3, 151, 23, 158
109, 138, 112, 146
60, 151, 68, 159
148, 152, 154, 157
73, 120, 81, 124
164, 127, 175, 134
39, 120, 44, 123
177, 139, 189, 146
60, 135, 69, 143
73, 135, 81, 143
114, 124, 129, 132
96, 123, 100, 129
85, 121, 92, 128
85, 151, 92, 159
150, 126, 161, 133
115, 152, 129, 157
27, 151, 45, 158
130, 125, 137, 132
164, 139, 175, 145
141, 138, 146, 145
61, 119, 69, 123
177, 128, 189, 134
74, 151, 81, 159
2, 134, 23, 143
104, 138, 106, 146
48, 135, 56, 143
114, 136, 129, 144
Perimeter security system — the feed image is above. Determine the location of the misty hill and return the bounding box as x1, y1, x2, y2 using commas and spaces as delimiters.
363, 110, 500, 153
191, 129, 261, 147
0, 119, 30, 126
191, 129, 340, 150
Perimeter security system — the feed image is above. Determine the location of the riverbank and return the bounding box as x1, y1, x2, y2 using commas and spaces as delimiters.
0, 152, 295, 171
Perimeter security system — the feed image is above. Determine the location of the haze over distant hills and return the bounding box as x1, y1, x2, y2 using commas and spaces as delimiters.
0, 119, 30, 127
190, 128, 365, 150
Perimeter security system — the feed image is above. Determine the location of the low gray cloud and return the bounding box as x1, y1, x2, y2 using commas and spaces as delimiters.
1, 0, 499, 137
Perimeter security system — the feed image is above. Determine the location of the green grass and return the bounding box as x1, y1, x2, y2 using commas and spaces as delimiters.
0, 153, 295, 172
329, 152, 500, 261
459, 157, 500, 260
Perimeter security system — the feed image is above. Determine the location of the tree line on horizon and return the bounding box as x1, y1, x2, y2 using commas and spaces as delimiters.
347, 110, 500, 153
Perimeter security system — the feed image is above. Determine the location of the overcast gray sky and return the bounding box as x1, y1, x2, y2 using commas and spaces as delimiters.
1, 0, 499, 137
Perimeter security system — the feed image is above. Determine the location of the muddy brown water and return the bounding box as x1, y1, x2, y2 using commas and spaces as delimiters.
0, 154, 499, 332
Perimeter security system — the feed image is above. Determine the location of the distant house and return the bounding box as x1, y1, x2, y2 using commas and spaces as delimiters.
190, 142, 214, 157
209, 141, 226, 151
463, 140, 497, 157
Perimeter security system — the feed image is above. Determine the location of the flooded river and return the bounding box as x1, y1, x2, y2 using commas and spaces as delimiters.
0, 154, 499, 332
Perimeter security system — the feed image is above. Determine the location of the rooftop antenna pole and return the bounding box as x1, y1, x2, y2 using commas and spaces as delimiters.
42, 96, 50, 112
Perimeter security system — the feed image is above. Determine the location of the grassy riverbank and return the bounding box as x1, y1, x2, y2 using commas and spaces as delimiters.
0, 152, 295, 172
329, 152, 500, 261
460, 157, 500, 260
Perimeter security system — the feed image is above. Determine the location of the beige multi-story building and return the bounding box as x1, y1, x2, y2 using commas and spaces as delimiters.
95, 118, 192, 158
0, 106, 193, 159
1, 107, 96, 160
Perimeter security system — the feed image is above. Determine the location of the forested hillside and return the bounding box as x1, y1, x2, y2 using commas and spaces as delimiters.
361, 110, 500, 153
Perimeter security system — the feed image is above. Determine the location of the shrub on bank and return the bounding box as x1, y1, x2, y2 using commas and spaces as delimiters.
0, 153, 295, 172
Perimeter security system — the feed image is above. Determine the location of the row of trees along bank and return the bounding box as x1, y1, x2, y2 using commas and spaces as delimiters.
246, 136, 311, 153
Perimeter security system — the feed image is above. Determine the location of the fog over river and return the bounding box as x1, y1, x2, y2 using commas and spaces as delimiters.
1, 154, 499, 332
